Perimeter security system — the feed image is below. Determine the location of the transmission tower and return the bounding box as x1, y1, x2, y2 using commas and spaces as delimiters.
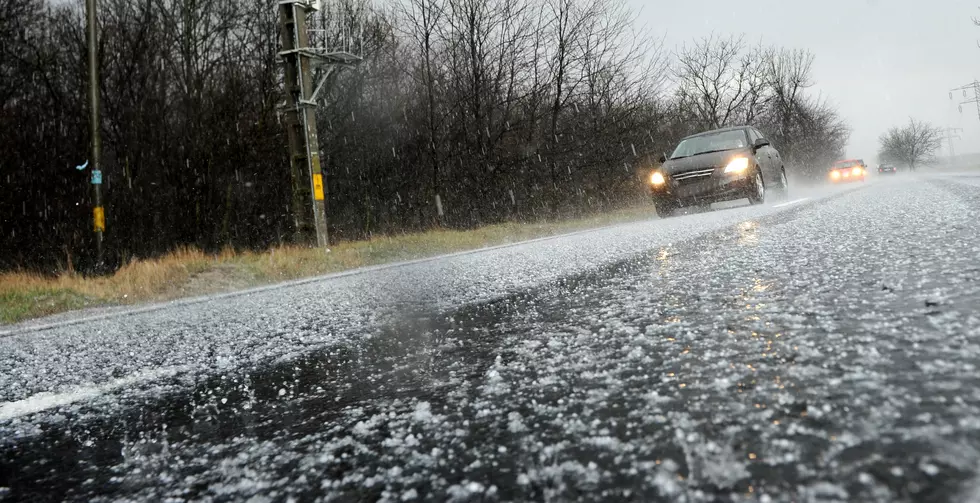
944, 127, 963, 167
950, 80, 980, 122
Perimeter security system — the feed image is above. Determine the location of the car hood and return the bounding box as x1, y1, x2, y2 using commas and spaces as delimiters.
662, 149, 749, 174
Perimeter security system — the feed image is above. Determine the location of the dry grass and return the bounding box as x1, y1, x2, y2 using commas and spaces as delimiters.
0, 247, 227, 323
0, 205, 656, 325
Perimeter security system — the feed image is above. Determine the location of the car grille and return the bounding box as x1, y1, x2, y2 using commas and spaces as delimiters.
671, 168, 715, 184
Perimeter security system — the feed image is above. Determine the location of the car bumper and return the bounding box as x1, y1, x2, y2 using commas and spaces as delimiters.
650, 171, 754, 205
878, 170, 897, 174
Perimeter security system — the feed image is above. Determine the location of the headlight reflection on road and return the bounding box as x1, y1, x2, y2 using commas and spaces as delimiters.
774, 375, 785, 390
738, 220, 759, 246
654, 247, 672, 277
752, 278, 772, 293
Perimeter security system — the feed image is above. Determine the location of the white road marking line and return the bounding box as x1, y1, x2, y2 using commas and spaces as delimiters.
0, 366, 188, 421
772, 197, 810, 208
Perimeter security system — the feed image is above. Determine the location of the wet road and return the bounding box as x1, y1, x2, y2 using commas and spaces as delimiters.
2, 174, 980, 502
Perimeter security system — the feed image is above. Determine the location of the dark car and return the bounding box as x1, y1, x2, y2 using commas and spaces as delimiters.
878, 163, 898, 174
829, 159, 867, 183
648, 126, 788, 217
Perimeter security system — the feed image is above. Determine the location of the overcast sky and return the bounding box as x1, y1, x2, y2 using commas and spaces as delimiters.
630, 0, 980, 160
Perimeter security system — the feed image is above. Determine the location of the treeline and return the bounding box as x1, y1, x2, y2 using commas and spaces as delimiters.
0, 0, 849, 272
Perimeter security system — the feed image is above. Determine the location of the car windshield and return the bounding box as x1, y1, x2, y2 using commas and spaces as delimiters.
670, 130, 747, 159
833, 160, 861, 168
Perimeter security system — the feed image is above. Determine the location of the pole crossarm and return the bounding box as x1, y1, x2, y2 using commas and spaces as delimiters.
277, 48, 361, 64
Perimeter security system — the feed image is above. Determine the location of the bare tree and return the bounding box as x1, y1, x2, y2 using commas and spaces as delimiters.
761, 48, 814, 152
878, 118, 943, 171
673, 34, 769, 129
786, 96, 850, 177
576, 0, 664, 122
402, 0, 447, 208
0, 0, 38, 107
544, 0, 590, 145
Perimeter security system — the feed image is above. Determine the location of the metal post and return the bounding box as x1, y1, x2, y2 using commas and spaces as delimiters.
86, 0, 104, 267
973, 80, 980, 123
279, 1, 328, 247
278, 1, 361, 247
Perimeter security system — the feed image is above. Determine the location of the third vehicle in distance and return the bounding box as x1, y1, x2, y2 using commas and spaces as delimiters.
878, 163, 898, 175
649, 126, 788, 218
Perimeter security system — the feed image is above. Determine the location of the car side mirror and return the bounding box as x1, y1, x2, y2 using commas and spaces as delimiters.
658, 153, 667, 164
753, 138, 770, 149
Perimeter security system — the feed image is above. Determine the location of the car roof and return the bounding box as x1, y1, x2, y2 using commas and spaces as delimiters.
682, 126, 751, 140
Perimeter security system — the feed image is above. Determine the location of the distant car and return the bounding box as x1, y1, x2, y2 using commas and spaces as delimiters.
648, 126, 788, 217
878, 164, 898, 174
829, 159, 867, 183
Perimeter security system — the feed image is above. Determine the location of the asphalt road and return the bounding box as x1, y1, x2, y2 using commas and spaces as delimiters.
2, 173, 980, 502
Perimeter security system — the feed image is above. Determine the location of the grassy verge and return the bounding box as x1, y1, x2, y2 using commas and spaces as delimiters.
0, 205, 657, 325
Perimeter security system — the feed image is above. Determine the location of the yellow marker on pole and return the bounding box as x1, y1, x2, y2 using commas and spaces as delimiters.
93, 206, 105, 232
312, 173, 324, 201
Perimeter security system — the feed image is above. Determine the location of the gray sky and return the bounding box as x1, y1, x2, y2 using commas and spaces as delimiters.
631, 0, 980, 159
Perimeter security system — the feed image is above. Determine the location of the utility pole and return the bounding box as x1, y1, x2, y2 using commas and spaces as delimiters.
86, 0, 104, 269
278, 0, 360, 247
949, 80, 980, 122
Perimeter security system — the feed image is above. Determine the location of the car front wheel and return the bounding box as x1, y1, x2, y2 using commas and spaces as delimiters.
771, 168, 789, 201
747, 170, 766, 205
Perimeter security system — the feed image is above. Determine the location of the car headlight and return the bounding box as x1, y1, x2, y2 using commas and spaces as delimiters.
724, 157, 749, 174
831, 171, 841, 179
852, 167, 862, 176
650, 171, 666, 186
